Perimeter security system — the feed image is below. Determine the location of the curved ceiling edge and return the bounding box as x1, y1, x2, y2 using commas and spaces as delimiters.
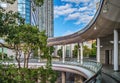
47, 0, 104, 46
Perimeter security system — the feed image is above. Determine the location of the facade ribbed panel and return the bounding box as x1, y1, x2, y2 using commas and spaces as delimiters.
39, 0, 54, 37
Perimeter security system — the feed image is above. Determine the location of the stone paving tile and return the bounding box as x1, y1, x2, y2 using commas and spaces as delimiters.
101, 73, 118, 83
102, 64, 120, 83
111, 72, 120, 82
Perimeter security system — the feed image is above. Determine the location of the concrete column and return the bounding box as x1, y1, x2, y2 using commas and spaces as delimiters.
70, 44, 73, 58
69, 44, 71, 58
114, 29, 118, 71
80, 43, 83, 64
62, 72, 66, 83
62, 45, 65, 63
77, 48, 80, 62
97, 38, 100, 62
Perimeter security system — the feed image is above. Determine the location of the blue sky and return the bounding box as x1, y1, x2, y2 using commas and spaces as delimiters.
54, 0, 99, 37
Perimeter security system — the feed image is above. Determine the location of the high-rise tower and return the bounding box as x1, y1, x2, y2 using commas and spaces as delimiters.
39, 0, 54, 37
0, 0, 54, 37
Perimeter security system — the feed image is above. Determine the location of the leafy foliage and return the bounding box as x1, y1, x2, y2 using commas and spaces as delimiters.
0, 64, 57, 83
72, 42, 96, 58
72, 44, 79, 58
90, 42, 96, 57
0, 0, 57, 83
83, 45, 91, 57
57, 48, 62, 58
33, 0, 44, 6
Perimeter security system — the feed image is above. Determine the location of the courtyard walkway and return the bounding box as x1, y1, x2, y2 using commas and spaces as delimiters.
102, 65, 120, 83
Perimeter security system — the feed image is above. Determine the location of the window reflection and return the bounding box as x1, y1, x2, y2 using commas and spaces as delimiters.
18, 0, 31, 24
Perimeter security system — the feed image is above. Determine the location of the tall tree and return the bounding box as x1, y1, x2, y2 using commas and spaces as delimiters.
83, 45, 91, 57
72, 44, 79, 58
90, 41, 96, 57
0, 0, 57, 82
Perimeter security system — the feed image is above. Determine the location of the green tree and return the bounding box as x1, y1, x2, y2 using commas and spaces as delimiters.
83, 45, 91, 57
72, 44, 79, 58
57, 48, 62, 58
90, 42, 96, 57
0, 0, 57, 83
0, 0, 44, 68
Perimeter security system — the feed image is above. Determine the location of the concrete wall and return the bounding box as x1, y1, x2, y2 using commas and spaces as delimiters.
100, 33, 120, 65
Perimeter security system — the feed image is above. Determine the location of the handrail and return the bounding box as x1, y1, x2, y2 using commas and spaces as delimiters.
2, 58, 103, 83
84, 64, 102, 83
36, 60, 103, 82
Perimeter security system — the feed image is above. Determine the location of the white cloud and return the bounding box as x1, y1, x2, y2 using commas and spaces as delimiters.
62, 30, 74, 36
54, 4, 71, 10
65, 12, 80, 20
54, 0, 98, 25
61, 0, 91, 4
79, 7, 88, 11
74, 14, 93, 25
54, 4, 77, 18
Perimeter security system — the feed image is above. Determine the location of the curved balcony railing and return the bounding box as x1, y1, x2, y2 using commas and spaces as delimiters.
29, 59, 102, 83
54, 60, 102, 83
2, 58, 102, 83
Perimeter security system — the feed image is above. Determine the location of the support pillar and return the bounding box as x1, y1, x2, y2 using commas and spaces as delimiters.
69, 44, 71, 58
80, 43, 83, 64
77, 48, 80, 62
114, 29, 118, 71
70, 44, 73, 58
97, 38, 100, 62
62, 45, 65, 63
62, 72, 66, 83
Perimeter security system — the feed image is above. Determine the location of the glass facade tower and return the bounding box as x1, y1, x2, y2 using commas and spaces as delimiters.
18, 0, 31, 24
3, 0, 54, 37
18, 0, 54, 37
39, 0, 54, 37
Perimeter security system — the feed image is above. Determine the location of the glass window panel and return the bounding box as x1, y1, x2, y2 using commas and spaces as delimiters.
20, 14, 25, 18
26, 6, 30, 9
18, 4, 25, 14
19, 11, 25, 14
26, 12, 30, 15
18, 4, 25, 10
18, 0, 25, 3
26, 20, 30, 24
26, 9, 30, 12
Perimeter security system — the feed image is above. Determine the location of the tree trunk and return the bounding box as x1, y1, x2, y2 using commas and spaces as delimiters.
38, 49, 41, 62
26, 52, 31, 68
24, 53, 26, 68
15, 50, 21, 68
2, 47, 4, 59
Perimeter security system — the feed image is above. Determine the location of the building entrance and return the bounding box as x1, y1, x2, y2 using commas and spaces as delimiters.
105, 50, 109, 64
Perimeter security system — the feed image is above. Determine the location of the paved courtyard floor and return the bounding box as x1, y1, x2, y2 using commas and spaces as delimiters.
102, 64, 120, 83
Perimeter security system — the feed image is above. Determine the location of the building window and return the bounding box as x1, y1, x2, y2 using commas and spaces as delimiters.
18, 0, 31, 24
